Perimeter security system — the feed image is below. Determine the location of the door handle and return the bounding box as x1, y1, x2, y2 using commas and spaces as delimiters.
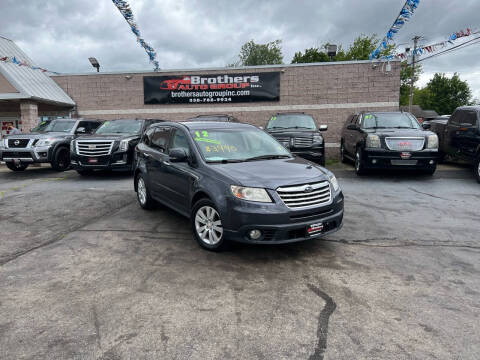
163, 161, 171, 166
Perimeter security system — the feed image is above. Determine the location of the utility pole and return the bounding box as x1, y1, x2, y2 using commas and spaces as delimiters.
408, 36, 420, 112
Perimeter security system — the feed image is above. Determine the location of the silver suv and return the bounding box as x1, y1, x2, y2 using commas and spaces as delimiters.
0, 119, 101, 172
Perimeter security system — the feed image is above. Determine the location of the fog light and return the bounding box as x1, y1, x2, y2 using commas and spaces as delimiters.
372, 159, 377, 164
429, 160, 435, 165
249, 229, 262, 240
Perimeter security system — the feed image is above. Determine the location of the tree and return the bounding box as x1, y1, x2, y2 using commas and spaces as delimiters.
415, 73, 472, 114
292, 47, 330, 63
399, 61, 423, 106
233, 39, 283, 66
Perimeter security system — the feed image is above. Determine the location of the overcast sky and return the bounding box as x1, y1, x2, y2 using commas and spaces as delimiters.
2, 0, 479, 99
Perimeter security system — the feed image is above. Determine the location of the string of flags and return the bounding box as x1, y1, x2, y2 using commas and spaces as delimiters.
111, 0, 159, 71
0, 56, 59, 74
389, 28, 475, 60
370, 0, 421, 60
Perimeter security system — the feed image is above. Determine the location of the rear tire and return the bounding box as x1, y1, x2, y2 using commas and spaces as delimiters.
51, 147, 70, 171
191, 199, 227, 252
437, 152, 446, 164
475, 157, 480, 184
135, 173, 155, 210
6, 162, 29, 171
318, 156, 326, 167
355, 148, 367, 175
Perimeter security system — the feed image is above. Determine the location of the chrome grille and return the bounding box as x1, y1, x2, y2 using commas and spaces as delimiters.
277, 181, 331, 209
385, 137, 425, 151
274, 136, 290, 148
76, 140, 114, 156
8, 139, 30, 148
294, 136, 313, 147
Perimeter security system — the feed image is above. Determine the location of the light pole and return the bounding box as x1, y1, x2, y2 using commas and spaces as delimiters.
88, 57, 100, 72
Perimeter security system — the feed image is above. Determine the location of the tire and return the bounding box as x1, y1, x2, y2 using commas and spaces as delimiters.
318, 156, 326, 167
437, 152, 446, 164
191, 199, 227, 251
475, 157, 480, 184
6, 162, 29, 171
51, 147, 70, 171
135, 173, 155, 210
340, 141, 347, 163
76, 169, 94, 176
355, 148, 367, 175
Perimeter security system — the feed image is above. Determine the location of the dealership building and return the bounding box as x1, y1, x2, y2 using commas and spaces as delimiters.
1, 36, 401, 155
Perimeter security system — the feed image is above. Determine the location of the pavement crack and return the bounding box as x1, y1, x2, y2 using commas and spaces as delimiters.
307, 284, 336, 360
408, 187, 450, 201
324, 238, 480, 249
92, 304, 102, 350
0, 199, 136, 266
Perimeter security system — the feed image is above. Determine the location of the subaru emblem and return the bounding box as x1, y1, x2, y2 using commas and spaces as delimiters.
14, 140, 20, 146
304, 186, 313, 193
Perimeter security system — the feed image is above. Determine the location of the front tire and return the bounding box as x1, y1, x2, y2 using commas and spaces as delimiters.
51, 147, 70, 171
475, 157, 480, 184
6, 162, 29, 171
191, 199, 227, 251
135, 173, 155, 210
355, 148, 367, 175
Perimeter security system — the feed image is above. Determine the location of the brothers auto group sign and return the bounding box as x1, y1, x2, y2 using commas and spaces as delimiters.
144, 72, 280, 104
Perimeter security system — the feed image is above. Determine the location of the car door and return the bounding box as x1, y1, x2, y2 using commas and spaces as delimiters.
345, 114, 359, 155
454, 110, 479, 161
342, 115, 354, 156
445, 110, 462, 156
160, 128, 197, 215
147, 126, 172, 202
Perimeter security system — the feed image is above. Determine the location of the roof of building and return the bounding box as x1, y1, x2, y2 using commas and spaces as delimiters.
0, 36, 75, 106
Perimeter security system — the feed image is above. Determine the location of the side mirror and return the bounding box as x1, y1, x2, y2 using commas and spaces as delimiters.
422, 123, 431, 130
319, 124, 328, 131
169, 148, 188, 162
76, 127, 86, 134
259, 126, 264, 130
347, 124, 359, 131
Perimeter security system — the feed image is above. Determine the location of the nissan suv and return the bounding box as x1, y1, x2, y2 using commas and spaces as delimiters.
0, 118, 101, 171
70, 118, 164, 175
134, 121, 343, 251
264, 113, 328, 165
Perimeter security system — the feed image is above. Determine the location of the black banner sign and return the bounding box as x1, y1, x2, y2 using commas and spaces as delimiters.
144, 72, 280, 104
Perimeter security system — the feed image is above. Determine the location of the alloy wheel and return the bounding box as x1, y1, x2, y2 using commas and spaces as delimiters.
355, 151, 361, 171
195, 206, 223, 245
137, 177, 147, 205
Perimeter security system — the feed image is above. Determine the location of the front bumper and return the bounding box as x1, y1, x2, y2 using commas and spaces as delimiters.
70, 152, 132, 171
290, 146, 325, 162
223, 191, 344, 244
0, 146, 51, 163
363, 149, 438, 169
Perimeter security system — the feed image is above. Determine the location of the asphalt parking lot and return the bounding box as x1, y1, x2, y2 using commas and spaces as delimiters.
0, 164, 479, 360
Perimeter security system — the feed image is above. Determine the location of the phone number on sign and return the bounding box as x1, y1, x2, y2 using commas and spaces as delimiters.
189, 97, 233, 103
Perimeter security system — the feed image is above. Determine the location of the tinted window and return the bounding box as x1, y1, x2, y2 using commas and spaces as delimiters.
41, 121, 75, 133
143, 128, 155, 146
266, 114, 316, 130
362, 113, 420, 129
151, 127, 171, 151
463, 111, 478, 126
449, 111, 461, 124
77, 121, 100, 134
170, 129, 190, 155
95, 119, 143, 135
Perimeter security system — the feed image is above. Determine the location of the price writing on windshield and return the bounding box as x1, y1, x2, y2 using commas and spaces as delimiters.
205, 145, 238, 153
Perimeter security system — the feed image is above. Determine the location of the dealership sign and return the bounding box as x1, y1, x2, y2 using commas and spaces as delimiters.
143, 72, 280, 104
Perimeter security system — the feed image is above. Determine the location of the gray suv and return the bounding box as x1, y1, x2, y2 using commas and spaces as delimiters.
0, 118, 101, 171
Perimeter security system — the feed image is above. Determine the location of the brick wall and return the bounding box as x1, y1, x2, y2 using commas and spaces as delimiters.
52, 61, 401, 156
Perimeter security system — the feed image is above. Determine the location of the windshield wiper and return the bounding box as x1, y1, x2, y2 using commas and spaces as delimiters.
391, 126, 414, 129
207, 159, 244, 164
268, 126, 288, 129
243, 154, 291, 162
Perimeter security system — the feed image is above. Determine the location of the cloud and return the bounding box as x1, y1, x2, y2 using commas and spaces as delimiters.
1, 0, 479, 96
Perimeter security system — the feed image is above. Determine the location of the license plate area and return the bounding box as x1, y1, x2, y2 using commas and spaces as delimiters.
88, 158, 98, 164
391, 160, 418, 166
307, 222, 324, 236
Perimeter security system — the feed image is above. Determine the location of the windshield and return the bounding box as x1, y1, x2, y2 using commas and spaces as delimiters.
362, 113, 421, 129
95, 120, 143, 134
191, 128, 291, 162
266, 114, 316, 130
39, 120, 75, 133
31, 120, 51, 132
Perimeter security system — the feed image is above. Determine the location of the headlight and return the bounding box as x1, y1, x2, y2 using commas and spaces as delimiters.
427, 134, 438, 149
0, 138, 7, 148
119, 139, 129, 152
329, 174, 340, 192
313, 134, 323, 144
231, 185, 272, 203
70, 140, 75, 153
366, 134, 381, 148
35, 138, 56, 147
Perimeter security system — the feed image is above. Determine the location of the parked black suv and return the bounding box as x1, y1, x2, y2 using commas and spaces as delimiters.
134, 121, 343, 251
264, 113, 328, 165
0, 118, 101, 171
186, 114, 239, 122
70, 118, 164, 175
429, 106, 480, 182
340, 111, 439, 175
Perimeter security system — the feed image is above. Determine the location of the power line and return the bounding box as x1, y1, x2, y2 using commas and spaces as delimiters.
416, 36, 480, 63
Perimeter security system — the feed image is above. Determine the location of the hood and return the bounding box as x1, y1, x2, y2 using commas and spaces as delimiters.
211, 157, 329, 189
267, 129, 316, 137
75, 133, 140, 141
3, 132, 71, 140
365, 128, 434, 137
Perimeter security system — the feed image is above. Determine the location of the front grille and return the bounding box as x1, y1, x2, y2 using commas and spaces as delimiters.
262, 230, 276, 241
385, 137, 425, 151
8, 139, 30, 148
277, 181, 331, 209
76, 140, 114, 157
274, 136, 290, 148
294, 136, 313, 147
